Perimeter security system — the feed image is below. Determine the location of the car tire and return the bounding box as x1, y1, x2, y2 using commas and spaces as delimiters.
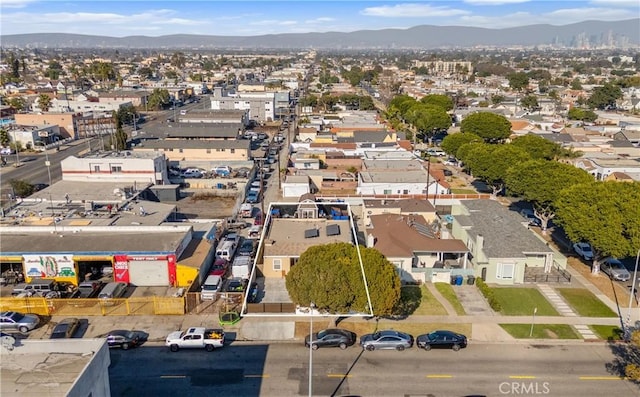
122, 343, 130, 350
339, 343, 347, 350
365, 344, 375, 351
18, 326, 29, 333
396, 345, 405, 352
206, 344, 215, 352
170, 344, 179, 352
452, 344, 460, 351
311, 343, 319, 351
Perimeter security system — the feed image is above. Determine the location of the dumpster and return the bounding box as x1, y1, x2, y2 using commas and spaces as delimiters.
467, 275, 476, 285
455, 275, 463, 285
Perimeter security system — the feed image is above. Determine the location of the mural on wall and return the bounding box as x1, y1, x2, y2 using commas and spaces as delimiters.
23, 255, 76, 278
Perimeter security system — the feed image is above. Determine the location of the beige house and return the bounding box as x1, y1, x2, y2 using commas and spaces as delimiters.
362, 199, 437, 228
259, 197, 353, 278
133, 139, 251, 162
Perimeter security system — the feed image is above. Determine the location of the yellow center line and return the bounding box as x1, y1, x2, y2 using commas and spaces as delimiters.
509, 375, 537, 379
579, 376, 626, 380
426, 374, 454, 378
244, 374, 270, 378
160, 375, 186, 379
327, 374, 352, 378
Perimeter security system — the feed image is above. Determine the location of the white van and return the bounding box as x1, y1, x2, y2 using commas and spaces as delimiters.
200, 275, 222, 300
215, 240, 237, 261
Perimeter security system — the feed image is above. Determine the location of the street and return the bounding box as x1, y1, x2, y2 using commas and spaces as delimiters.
108, 342, 637, 397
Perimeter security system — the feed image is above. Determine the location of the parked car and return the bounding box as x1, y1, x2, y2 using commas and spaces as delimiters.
360, 330, 414, 351
181, 169, 203, 178
416, 330, 467, 351
100, 329, 148, 350
601, 258, 631, 282
519, 208, 541, 227
426, 148, 446, 157
0, 311, 40, 333
305, 328, 357, 350
573, 242, 594, 261
238, 239, 256, 257
209, 258, 229, 277
50, 318, 80, 339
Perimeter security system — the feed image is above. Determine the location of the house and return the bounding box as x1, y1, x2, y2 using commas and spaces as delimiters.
282, 175, 312, 198
365, 213, 469, 283
133, 139, 251, 162
61, 152, 170, 185
259, 197, 353, 278
450, 200, 568, 285
362, 198, 437, 227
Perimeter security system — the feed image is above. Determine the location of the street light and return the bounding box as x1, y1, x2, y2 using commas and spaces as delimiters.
529, 307, 538, 338
626, 249, 640, 331
308, 302, 315, 397
44, 149, 52, 187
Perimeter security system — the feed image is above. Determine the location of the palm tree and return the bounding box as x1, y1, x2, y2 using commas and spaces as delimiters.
37, 94, 52, 112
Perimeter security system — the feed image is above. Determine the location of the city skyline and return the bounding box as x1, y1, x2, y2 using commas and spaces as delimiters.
1, 0, 638, 37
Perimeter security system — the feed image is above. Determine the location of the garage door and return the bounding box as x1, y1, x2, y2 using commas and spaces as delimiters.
128, 260, 169, 286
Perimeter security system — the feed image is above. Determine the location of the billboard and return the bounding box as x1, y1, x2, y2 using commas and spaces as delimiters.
23, 255, 76, 278
113, 254, 130, 283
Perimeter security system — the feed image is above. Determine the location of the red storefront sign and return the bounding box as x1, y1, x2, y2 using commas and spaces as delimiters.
113, 255, 130, 283
167, 254, 177, 286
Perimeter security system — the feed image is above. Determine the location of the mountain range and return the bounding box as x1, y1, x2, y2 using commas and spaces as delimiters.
1, 19, 638, 49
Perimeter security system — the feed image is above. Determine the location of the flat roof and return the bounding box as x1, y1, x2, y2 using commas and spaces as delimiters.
1, 338, 107, 397
359, 170, 428, 184
264, 218, 353, 257
0, 229, 189, 255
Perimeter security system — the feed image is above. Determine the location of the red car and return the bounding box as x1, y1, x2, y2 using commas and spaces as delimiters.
209, 258, 228, 277
254, 212, 263, 226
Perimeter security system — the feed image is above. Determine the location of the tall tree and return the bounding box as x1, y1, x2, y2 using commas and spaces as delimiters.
465, 144, 530, 196
505, 160, 593, 233
460, 112, 511, 143
508, 72, 530, 92
440, 132, 483, 158
555, 181, 640, 274
420, 94, 453, 111
510, 134, 564, 160
147, 88, 170, 110
37, 94, 52, 112
285, 242, 401, 316
520, 95, 539, 112
588, 83, 623, 110
0, 128, 10, 147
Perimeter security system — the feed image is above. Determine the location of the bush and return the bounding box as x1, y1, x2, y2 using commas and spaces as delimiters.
476, 278, 502, 312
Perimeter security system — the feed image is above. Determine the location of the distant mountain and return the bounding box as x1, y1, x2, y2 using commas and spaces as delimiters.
2, 19, 638, 49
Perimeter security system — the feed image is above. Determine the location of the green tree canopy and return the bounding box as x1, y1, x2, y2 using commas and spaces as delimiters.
555, 181, 640, 273
420, 94, 453, 111
460, 112, 511, 143
406, 104, 451, 139
285, 242, 401, 316
508, 72, 530, 91
0, 128, 10, 147
588, 83, 623, 110
37, 94, 52, 112
505, 160, 593, 232
520, 95, 539, 111
464, 144, 530, 196
147, 88, 170, 110
440, 132, 483, 158
510, 134, 563, 160
9, 179, 35, 197
567, 107, 598, 123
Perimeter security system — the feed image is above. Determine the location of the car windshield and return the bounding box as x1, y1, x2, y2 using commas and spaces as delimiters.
317, 330, 327, 339
10, 312, 24, 321
582, 245, 592, 252
609, 261, 624, 270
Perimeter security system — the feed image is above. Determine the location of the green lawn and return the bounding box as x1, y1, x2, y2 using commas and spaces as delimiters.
491, 288, 559, 316
557, 288, 618, 317
434, 282, 466, 315
400, 285, 448, 316
590, 325, 624, 341
500, 324, 581, 339
451, 188, 478, 194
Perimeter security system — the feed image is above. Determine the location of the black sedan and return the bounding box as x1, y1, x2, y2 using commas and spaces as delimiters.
50, 318, 80, 339
305, 328, 357, 350
101, 330, 149, 350
416, 330, 467, 351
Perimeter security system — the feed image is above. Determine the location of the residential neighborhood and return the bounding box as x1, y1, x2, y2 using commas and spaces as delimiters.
1, 11, 640, 396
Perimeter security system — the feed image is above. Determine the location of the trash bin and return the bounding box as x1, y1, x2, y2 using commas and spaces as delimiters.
455, 275, 464, 285
450, 276, 457, 285
467, 275, 475, 285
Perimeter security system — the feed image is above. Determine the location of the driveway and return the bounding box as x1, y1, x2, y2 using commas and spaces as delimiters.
454, 284, 494, 315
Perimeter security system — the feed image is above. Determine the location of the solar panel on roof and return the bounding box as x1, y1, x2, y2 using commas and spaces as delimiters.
304, 228, 319, 238
326, 224, 341, 236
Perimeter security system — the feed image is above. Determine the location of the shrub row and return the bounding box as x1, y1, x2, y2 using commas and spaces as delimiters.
476, 278, 502, 312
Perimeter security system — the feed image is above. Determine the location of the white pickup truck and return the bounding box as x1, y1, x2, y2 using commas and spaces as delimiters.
165, 327, 225, 352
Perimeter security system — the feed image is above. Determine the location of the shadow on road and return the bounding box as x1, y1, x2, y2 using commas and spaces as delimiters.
330, 348, 366, 397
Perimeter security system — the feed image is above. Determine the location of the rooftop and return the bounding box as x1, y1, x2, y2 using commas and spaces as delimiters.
264, 218, 353, 257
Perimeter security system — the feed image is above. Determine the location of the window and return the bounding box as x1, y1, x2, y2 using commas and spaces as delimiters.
497, 263, 515, 280
93, 165, 100, 173
206, 149, 211, 154
111, 165, 122, 173
273, 259, 282, 271
230, 149, 235, 154
179, 149, 183, 153
383, 189, 392, 195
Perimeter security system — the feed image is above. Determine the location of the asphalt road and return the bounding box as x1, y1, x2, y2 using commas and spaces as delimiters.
0, 140, 91, 200
108, 342, 638, 397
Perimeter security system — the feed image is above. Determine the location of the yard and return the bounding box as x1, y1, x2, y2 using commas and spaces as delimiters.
490, 287, 559, 316
404, 285, 449, 316
434, 283, 466, 315
589, 325, 624, 341
500, 324, 581, 339
556, 288, 618, 317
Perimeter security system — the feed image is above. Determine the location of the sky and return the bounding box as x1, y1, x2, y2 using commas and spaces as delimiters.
0, 0, 638, 37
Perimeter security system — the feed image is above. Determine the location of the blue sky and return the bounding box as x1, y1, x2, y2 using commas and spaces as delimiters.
1, 0, 638, 37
